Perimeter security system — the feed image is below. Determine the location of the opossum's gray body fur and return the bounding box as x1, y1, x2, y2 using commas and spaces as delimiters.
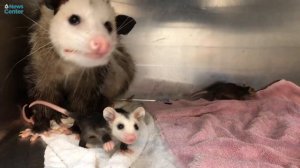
25, 4, 135, 132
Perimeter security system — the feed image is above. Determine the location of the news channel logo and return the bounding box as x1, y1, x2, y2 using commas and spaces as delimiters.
4, 4, 24, 15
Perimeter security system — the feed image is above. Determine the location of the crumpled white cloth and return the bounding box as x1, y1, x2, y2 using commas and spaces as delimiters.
42, 113, 177, 168
43, 134, 108, 168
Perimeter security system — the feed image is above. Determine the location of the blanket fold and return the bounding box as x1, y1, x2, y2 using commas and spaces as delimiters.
145, 80, 300, 168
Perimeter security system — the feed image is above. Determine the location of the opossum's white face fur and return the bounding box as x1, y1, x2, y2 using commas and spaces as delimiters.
103, 107, 145, 145
49, 0, 117, 67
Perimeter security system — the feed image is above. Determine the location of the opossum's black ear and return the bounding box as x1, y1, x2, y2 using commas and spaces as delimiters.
116, 15, 136, 35
132, 107, 145, 121
103, 107, 116, 122
44, 0, 68, 14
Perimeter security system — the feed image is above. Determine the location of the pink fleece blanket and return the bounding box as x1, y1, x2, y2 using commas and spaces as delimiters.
144, 80, 300, 168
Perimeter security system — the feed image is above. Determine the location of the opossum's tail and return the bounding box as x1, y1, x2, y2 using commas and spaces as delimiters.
21, 100, 70, 124
21, 104, 34, 124
29, 100, 70, 116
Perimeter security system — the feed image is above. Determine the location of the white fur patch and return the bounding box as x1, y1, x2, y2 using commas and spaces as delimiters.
111, 112, 141, 143
49, 0, 117, 67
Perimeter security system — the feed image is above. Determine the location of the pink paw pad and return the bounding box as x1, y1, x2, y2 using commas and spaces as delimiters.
103, 141, 115, 152
19, 128, 48, 142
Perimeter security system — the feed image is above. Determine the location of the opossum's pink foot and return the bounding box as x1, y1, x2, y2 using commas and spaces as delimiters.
51, 124, 72, 135
19, 129, 33, 139
74, 134, 80, 140
19, 128, 48, 142
103, 141, 115, 152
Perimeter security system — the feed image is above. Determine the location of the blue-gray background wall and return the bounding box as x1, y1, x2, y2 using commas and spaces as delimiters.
114, 0, 300, 98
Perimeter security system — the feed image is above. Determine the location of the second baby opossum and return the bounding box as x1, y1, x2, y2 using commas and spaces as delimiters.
103, 106, 146, 151
190, 82, 255, 101
25, 0, 136, 133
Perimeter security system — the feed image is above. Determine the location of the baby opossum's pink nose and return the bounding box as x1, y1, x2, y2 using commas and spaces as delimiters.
124, 134, 137, 144
90, 37, 110, 56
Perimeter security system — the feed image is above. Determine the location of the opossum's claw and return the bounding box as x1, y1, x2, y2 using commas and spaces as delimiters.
19, 128, 34, 138
19, 128, 44, 142
51, 124, 72, 135
30, 134, 40, 142
19, 128, 57, 142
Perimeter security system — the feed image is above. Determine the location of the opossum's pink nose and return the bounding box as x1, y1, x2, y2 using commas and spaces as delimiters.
89, 37, 110, 57
124, 134, 137, 144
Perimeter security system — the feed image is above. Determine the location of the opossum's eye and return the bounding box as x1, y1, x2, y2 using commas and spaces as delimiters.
69, 14, 81, 25
104, 21, 113, 33
117, 123, 124, 130
134, 124, 139, 130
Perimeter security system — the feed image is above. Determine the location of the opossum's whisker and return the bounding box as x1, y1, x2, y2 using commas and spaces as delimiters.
31, 42, 53, 54
9, 35, 48, 41
22, 13, 48, 32
27, 24, 37, 31
64, 74, 69, 88
116, 16, 129, 31
19, 23, 39, 32
40, 46, 56, 81
116, 18, 135, 32
44, 45, 55, 61
15, 26, 32, 29
110, 1, 131, 5
9, 35, 29, 41
0, 42, 52, 92
73, 69, 85, 96
113, 49, 125, 57
30, 8, 40, 13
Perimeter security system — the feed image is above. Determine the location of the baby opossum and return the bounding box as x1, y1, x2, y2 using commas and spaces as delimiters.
22, 100, 115, 151
103, 106, 145, 151
25, 0, 136, 133
190, 82, 255, 101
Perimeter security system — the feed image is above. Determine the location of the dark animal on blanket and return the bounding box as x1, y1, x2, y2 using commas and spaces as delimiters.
23, 0, 136, 138
20, 100, 115, 151
103, 107, 145, 153
190, 82, 255, 101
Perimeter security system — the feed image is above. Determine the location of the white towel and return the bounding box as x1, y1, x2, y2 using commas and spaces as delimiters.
43, 134, 108, 168
42, 113, 177, 168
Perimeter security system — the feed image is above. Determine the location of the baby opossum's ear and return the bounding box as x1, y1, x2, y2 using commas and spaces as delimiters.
44, 0, 68, 13
132, 107, 145, 121
116, 15, 136, 35
248, 87, 256, 93
103, 107, 116, 122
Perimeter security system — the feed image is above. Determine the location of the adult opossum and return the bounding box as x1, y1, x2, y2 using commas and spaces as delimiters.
25, 0, 136, 133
